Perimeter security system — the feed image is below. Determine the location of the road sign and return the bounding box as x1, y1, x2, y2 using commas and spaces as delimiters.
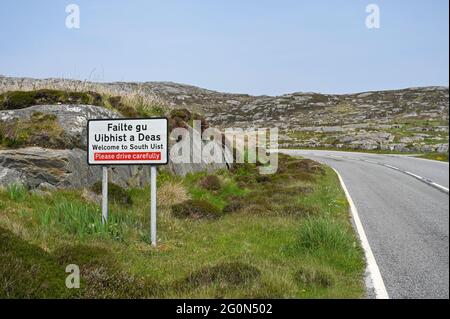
87, 118, 168, 246
87, 118, 168, 165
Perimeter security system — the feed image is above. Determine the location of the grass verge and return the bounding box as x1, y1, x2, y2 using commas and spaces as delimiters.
416, 152, 449, 162
0, 154, 365, 298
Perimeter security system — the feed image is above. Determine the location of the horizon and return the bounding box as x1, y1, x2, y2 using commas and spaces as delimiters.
1, 0, 449, 95
0, 74, 448, 97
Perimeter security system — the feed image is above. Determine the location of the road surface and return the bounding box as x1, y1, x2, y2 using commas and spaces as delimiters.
281, 150, 449, 299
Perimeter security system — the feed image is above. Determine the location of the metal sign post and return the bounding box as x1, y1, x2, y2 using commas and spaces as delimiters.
102, 166, 108, 224
87, 118, 168, 245
150, 166, 157, 246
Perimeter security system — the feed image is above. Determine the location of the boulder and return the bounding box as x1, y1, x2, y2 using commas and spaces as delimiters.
0, 147, 151, 189
0, 103, 232, 188
0, 104, 120, 149
436, 144, 449, 153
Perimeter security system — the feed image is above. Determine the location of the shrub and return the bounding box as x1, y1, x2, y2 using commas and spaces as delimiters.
80, 266, 162, 298
0, 89, 94, 110
168, 108, 209, 133
293, 265, 335, 288
0, 227, 72, 298
176, 262, 261, 289
91, 182, 132, 206
136, 103, 166, 117
223, 196, 243, 213
171, 199, 222, 219
199, 175, 222, 191
55, 244, 116, 269
0, 91, 35, 110
170, 108, 191, 122
281, 203, 317, 218
0, 112, 71, 149
55, 245, 163, 298
107, 96, 122, 108
158, 182, 189, 207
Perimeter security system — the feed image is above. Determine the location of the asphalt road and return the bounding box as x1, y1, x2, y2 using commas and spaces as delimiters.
281, 150, 449, 299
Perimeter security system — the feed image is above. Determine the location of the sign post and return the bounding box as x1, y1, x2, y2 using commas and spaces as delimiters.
87, 118, 169, 246
102, 166, 108, 224
150, 166, 157, 246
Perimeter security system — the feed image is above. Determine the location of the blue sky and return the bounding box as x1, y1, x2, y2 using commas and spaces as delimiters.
0, 0, 448, 95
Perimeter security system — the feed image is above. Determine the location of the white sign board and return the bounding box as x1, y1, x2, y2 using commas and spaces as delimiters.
87, 118, 168, 166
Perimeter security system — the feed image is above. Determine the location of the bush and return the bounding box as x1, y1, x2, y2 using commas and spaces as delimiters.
293, 265, 335, 288
80, 266, 162, 298
55, 245, 162, 298
168, 108, 209, 133
171, 199, 222, 219
176, 262, 261, 289
170, 108, 192, 122
223, 196, 243, 213
0, 111, 72, 149
91, 182, 132, 206
199, 175, 222, 191
0, 227, 72, 298
0, 90, 94, 110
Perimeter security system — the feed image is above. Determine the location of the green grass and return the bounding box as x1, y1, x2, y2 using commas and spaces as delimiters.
0, 155, 365, 298
0, 89, 168, 118
417, 152, 449, 162
281, 145, 421, 155
0, 112, 70, 148
5, 183, 28, 202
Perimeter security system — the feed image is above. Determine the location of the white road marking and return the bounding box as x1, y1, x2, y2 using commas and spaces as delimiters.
400, 156, 450, 165
431, 183, 450, 193
384, 164, 400, 170
341, 156, 449, 195
402, 171, 449, 194
333, 168, 390, 299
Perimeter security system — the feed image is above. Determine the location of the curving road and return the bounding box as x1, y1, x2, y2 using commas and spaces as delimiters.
281, 150, 449, 299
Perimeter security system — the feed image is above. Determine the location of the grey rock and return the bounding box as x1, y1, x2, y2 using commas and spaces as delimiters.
437, 144, 449, 153
0, 147, 150, 189
0, 166, 26, 187
0, 104, 120, 149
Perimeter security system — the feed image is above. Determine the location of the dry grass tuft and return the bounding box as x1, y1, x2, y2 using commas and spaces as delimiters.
158, 182, 190, 208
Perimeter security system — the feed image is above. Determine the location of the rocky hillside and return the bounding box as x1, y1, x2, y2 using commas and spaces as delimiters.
1, 76, 449, 153
0, 92, 228, 190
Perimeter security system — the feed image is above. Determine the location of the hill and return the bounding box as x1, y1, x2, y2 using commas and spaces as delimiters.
1, 76, 448, 153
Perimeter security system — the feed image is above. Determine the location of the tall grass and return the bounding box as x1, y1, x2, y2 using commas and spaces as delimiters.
294, 217, 355, 252
39, 200, 135, 241
6, 184, 28, 202
286, 216, 364, 274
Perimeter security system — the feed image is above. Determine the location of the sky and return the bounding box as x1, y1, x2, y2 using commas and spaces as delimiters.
0, 0, 448, 95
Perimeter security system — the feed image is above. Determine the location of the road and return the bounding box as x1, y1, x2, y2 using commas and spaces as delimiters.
281, 150, 449, 299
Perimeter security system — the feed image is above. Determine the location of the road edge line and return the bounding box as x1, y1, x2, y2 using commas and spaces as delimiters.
333, 168, 390, 299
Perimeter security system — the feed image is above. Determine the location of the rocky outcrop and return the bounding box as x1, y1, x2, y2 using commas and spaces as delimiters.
0, 104, 119, 149
0, 103, 230, 189
0, 147, 150, 189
